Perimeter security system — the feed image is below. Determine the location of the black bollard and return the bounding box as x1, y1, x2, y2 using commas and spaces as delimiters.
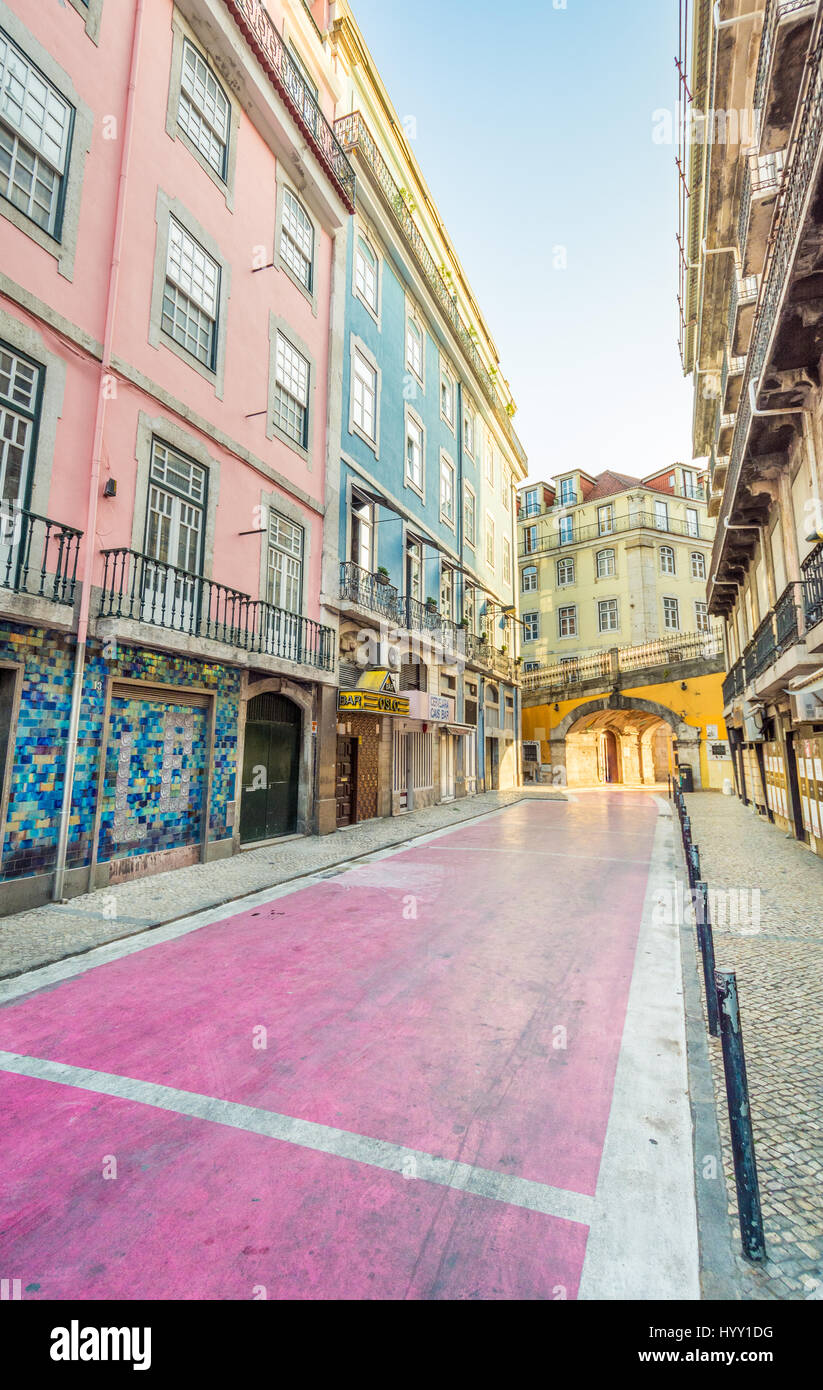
715, 971, 766, 1262
695, 882, 720, 1038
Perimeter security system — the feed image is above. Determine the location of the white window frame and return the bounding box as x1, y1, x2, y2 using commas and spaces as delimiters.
0, 29, 73, 240
695, 600, 710, 633
352, 347, 378, 445
663, 596, 680, 631
485, 512, 495, 571
559, 515, 574, 545
440, 451, 455, 527
660, 545, 676, 576
691, 550, 707, 581
597, 504, 615, 536
405, 408, 425, 498
598, 598, 619, 633
162, 216, 220, 370
523, 611, 540, 643
267, 509, 304, 615
595, 548, 615, 579
440, 366, 455, 430
354, 232, 379, 318
522, 564, 538, 593
502, 536, 512, 585
524, 524, 538, 555
463, 482, 476, 547
280, 186, 314, 293
486, 437, 495, 486
273, 331, 310, 449
558, 604, 577, 639
559, 478, 576, 507
406, 313, 424, 384
463, 401, 475, 457
524, 489, 539, 517
686, 507, 700, 538
557, 556, 575, 587
177, 38, 230, 182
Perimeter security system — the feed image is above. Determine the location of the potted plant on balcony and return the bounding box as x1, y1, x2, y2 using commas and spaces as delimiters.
457, 618, 469, 629
425, 596, 439, 614
375, 566, 391, 587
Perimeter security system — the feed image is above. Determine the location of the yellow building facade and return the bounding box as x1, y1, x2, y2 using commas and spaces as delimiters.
518, 466, 733, 790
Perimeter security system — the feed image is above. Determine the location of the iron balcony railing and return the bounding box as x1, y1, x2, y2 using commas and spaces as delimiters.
334, 110, 527, 470
752, 611, 778, 677
223, 0, 355, 211
339, 561, 401, 620
775, 580, 801, 650
723, 660, 744, 706
742, 637, 760, 686
519, 508, 706, 558
0, 508, 82, 606
521, 628, 723, 693
802, 541, 823, 628
716, 25, 823, 593
100, 548, 335, 671
738, 151, 786, 259
753, 0, 819, 126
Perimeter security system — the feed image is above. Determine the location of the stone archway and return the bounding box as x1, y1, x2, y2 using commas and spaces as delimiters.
236, 676, 315, 843
551, 694, 702, 789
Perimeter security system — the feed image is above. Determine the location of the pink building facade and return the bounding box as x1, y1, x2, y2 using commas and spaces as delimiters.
0, 0, 352, 910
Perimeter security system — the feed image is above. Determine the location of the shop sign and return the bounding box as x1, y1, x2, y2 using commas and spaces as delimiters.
338, 691, 410, 715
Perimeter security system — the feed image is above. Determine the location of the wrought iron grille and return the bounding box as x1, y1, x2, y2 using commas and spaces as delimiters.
0, 508, 82, 606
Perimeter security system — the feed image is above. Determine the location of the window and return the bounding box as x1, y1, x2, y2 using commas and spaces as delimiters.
464, 484, 476, 547
287, 42, 318, 101
145, 440, 206, 581
440, 564, 453, 620
267, 510, 303, 613
354, 235, 378, 313
663, 596, 680, 631
559, 478, 576, 506
558, 605, 577, 638
695, 600, 710, 633
524, 489, 539, 517
463, 404, 475, 457
557, 557, 575, 586
178, 40, 230, 180
485, 514, 495, 570
559, 515, 574, 545
524, 524, 538, 554
440, 454, 455, 524
352, 350, 377, 442
503, 537, 512, 585
405, 413, 423, 493
660, 545, 676, 575
683, 469, 701, 500
597, 504, 614, 536
522, 564, 537, 592
0, 30, 73, 237
522, 661, 539, 673
406, 317, 423, 380
162, 217, 220, 368
486, 439, 494, 486
0, 342, 40, 508
596, 548, 615, 578
273, 332, 310, 447
523, 612, 540, 643
654, 499, 669, 531
405, 536, 422, 601
598, 598, 619, 633
350, 489, 373, 571
686, 507, 700, 538
280, 188, 314, 291
440, 370, 455, 427
691, 550, 706, 581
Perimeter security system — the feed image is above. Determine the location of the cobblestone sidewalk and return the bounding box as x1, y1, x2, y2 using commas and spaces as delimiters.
0, 790, 563, 980
683, 792, 823, 1301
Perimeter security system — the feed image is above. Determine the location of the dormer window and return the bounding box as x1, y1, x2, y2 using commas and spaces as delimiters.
559, 478, 576, 507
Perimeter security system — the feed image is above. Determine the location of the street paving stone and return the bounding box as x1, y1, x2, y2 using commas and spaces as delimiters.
0, 791, 563, 980
684, 792, 823, 1302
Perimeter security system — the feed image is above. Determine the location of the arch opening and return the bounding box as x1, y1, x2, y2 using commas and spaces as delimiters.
564, 706, 674, 789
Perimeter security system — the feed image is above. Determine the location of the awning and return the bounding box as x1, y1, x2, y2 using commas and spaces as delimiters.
442, 723, 477, 736
789, 667, 823, 697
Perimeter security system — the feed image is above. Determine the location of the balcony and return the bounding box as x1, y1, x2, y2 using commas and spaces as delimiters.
731, 584, 813, 699
803, 542, 823, 632
334, 110, 527, 470
339, 561, 401, 621
728, 273, 760, 358
754, 0, 819, 155
738, 150, 786, 278
518, 507, 705, 558
223, 0, 355, 211
522, 628, 723, 698
99, 549, 335, 672
0, 509, 82, 608
723, 660, 744, 707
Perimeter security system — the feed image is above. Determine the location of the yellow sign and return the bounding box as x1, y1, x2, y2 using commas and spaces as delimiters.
356, 669, 399, 693
338, 691, 410, 715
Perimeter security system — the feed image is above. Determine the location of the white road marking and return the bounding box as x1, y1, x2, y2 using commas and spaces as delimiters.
577, 806, 701, 1300
0, 1049, 594, 1229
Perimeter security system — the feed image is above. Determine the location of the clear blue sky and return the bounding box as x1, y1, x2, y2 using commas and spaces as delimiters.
349, 0, 694, 486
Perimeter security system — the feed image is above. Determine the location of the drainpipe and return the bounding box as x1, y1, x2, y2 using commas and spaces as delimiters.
52, 0, 145, 901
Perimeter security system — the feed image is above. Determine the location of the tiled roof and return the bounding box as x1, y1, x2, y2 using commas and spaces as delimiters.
584, 470, 642, 502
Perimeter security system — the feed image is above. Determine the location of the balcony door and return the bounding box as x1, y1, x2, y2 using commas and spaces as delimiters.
0, 345, 40, 588
143, 442, 205, 631
351, 490, 374, 572
265, 511, 304, 658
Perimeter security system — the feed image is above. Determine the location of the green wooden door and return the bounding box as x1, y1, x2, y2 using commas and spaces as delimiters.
240, 694, 301, 844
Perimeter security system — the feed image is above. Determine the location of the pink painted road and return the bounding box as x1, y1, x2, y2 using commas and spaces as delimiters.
0, 794, 682, 1300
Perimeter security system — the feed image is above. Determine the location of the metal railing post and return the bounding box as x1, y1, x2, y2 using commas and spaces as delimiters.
715, 970, 766, 1262
695, 882, 721, 1038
